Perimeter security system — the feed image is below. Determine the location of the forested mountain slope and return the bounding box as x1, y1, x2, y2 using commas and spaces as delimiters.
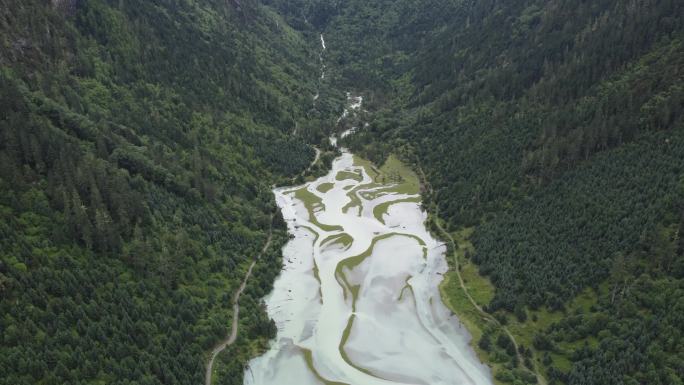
0, 1, 324, 384
2, 1, 683, 385
280, 0, 684, 384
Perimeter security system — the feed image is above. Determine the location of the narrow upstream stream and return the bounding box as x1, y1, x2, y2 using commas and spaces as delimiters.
244, 150, 493, 385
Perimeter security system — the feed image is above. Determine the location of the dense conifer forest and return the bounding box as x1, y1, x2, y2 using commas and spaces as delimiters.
0, 1, 327, 384
276, 0, 684, 384
2, 0, 683, 385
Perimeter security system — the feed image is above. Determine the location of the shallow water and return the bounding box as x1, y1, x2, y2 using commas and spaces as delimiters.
244, 153, 492, 385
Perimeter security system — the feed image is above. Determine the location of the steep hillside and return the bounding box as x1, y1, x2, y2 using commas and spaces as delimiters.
297, 0, 684, 384
0, 1, 323, 384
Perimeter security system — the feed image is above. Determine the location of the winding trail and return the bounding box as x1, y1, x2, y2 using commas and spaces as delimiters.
309, 148, 321, 171
204, 138, 316, 385
204, 227, 273, 385
416, 166, 547, 385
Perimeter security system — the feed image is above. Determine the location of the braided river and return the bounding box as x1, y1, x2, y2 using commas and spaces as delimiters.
244, 151, 492, 385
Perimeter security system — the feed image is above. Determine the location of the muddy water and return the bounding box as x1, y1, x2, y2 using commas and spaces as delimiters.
244, 152, 492, 385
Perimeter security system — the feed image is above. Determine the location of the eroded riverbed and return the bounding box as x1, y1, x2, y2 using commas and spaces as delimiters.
245, 152, 492, 385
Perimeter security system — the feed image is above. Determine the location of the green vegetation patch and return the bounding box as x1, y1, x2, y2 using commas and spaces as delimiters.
342, 155, 421, 218
452, 228, 496, 306
359, 186, 396, 200
335, 170, 363, 182
353, 155, 381, 181
317, 182, 335, 193
322, 233, 354, 250
293, 187, 343, 232
342, 182, 383, 214
459, 261, 496, 306
377, 155, 420, 195
293, 186, 324, 210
